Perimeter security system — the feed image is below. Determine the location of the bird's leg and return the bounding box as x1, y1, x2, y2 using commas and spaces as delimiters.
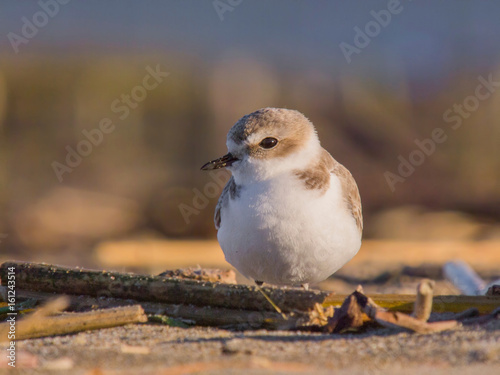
253, 280, 287, 319
301, 283, 309, 291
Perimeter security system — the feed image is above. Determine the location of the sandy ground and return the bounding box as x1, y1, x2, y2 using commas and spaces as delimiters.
1, 241, 499, 374
2, 274, 500, 374
4, 320, 500, 374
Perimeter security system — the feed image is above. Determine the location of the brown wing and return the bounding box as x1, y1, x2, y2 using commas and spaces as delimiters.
326, 150, 363, 235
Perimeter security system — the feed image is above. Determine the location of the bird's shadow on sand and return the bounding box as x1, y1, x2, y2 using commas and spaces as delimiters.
165, 327, 405, 345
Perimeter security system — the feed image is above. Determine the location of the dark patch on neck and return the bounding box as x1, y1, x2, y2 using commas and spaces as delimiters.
294, 149, 334, 194
295, 168, 330, 193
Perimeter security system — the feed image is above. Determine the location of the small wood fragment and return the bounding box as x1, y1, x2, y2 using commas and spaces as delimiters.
325, 293, 366, 333
485, 285, 500, 296
412, 279, 435, 321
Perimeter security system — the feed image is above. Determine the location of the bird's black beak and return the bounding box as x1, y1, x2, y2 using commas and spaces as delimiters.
200, 153, 239, 171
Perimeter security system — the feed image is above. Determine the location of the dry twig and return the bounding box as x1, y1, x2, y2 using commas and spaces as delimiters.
327, 284, 460, 334
0, 297, 147, 341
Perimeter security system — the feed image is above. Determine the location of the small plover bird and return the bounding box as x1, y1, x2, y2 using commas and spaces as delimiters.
201, 108, 362, 287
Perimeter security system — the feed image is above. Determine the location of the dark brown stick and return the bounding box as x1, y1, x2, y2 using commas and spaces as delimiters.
0, 261, 328, 313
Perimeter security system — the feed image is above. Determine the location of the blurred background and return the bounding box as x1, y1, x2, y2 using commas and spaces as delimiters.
0, 1, 499, 277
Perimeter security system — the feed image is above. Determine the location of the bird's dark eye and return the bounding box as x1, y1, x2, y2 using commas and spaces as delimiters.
259, 137, 278, 149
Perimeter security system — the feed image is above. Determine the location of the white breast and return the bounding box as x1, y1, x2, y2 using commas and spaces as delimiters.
217, 172, 361, 285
